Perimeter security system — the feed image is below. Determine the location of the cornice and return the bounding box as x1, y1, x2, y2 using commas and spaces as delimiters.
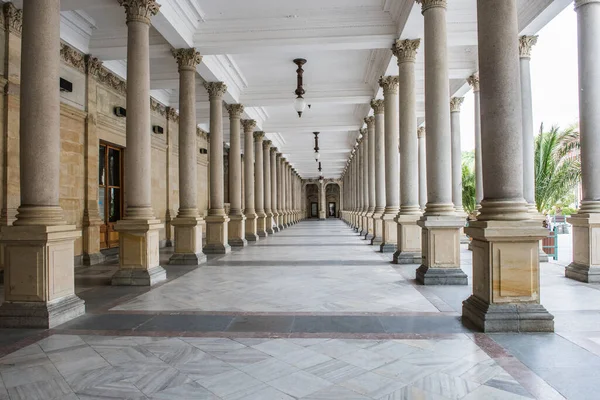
2, 3, 22, 37
167, 106, 179, 123
150, 97, 167, 117
60, 42, 86, 73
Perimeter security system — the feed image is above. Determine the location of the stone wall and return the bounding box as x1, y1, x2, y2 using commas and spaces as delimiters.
0, 11, 209, 268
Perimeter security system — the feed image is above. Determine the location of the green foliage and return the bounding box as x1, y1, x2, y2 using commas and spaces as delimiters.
534, 124, 581, 214
461, 150, 476, 215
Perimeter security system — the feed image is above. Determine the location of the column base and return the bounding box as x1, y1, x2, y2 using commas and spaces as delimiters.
112, 265, 167, 286
266, 213, 275, 234
371, 212, 384, 246
416, 265, 467, 285
0, 295, 85, 329
169, 217, 207, 265
462, 295, 554, 332
203, 213, 231, 254
82, 252, 106, 266
380, 213, 397, 253
393, 214, 422, 264
245, 213, 259, 241
228, 214, 248, 247
257, 213, 268, 237
113, 219, 166, 287
565, 263, 600, 283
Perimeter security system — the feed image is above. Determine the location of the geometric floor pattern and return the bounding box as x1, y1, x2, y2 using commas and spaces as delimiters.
0, 334, 535, 400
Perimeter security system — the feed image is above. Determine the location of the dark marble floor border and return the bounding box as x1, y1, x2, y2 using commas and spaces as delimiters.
95, 310, 460, 316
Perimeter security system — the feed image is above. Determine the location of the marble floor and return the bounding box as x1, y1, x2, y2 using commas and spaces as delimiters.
0, 219, 599, 399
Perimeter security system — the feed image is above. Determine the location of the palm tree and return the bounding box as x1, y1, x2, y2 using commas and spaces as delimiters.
534, 124, 580, 214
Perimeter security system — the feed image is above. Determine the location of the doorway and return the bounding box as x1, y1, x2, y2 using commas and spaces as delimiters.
328, 202, 336, 217
311, 202, 318, 218
98, 143, 123, 249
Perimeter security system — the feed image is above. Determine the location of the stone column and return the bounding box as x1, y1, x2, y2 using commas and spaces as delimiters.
169, 49, 207, 263
450, 97, 465, 215
225, 104, 247, 247
365, 117, 376, 240
254, 132, 268, 237
361, 128, 370, 236
379, 76, 400, 253
276, 153, 285, 230
467, 73, 483, 208
567, 0, 600, 283
371, 99, 386, 245
203, 82, 231, 254
264, 140, 275, 234
352, 147, 359, 228
0, 0, 85, 327
242, 120, 258, 241
416, 0, 466, 285
271, 147, 280, 232
392, 39, 423, 264
463, 0, 553, 332
113, 0, 167, 285
418, 127, 427, 211
519, 36, 548, 263
357, 136, 365, 233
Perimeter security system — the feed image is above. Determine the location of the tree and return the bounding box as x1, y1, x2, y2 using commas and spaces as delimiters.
461, 151, 476, 215
534, 124, 580, 214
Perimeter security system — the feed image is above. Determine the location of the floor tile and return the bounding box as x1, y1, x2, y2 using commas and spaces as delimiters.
336, 348, 396, 370
304, 359, 367, 383
412, 372, 479, 399
340, 371, 407, 398
301, 385, 371, 399
213, 347, 271, 367
267, 370, 333, 398
240, 357, 300, 382
195, 369, 263, 398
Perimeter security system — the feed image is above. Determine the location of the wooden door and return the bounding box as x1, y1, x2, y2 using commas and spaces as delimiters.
98, 143, 123, 249
311, 202, 318, 217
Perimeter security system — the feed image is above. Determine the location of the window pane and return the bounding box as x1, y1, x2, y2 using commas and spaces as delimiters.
108, 188, 121, 222
98, 186, 106, 222
108, 148, 120, 186
98, 145, 106, 186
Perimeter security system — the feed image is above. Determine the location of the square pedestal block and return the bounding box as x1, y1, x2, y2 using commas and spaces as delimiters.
245, 214, 259, 241
169, 217, 207, 265
266, 213, 275, 234
365, 214, 374, 241
228, 214, 248, 247
417, 215, 466, 285
204, 214, 232, 254
371, 213, 384, 246
257, 213, 268, 238
113, 219, 167, 286
380, 213, 398, 253
463, 219, 554, 332
566, 213, 600, 283
393, 215, 422, 264
0, 224, 85, 328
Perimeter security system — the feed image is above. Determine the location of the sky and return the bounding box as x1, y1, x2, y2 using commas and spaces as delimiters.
460, 6, 579, 151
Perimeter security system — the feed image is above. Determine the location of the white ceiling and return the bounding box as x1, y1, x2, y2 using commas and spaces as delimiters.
11, 0, 572, 178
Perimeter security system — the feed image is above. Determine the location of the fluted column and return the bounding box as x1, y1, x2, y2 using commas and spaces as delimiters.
276, 153, 285, 230
225, 104, 247, 247
264, 140, 274, 234
0, 0, 85, 327
392, 39, 423, 264
242, 120, 258, 241
567, 0, 600, 283
169, 49, 207, 263
379, 76, 400, 253
371, 99, 385, 245
463, 0, 553, 332
467, 73, 483, 208
113, 0, 167, 284
365, 117, 376, 240
415, 0, 466, 285
418, 127, 427, 211
254, 132, 268, 237
203, 82, 231, 254
271, 147, 280, 232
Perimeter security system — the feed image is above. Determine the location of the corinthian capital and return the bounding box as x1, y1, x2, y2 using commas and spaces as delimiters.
204, 81, 227, 99
467, 72, 480, 92
172, 48, 202, 71
371, 99, 385, 114
391, 39, 421, 64
379, 76, 399, 94
263, 140, 272, 149
450, 97, 464, 113
416, 0, 447, 13
417, 126, 426, 138
3, 3, 22, 36
518, 35, 538, 58
254, 131, 265, 141
364, 116, 374, 126
225, 103, 244, 118
241, 119, 257, 132
119, 0, 160, 25
575, 0, 600, 10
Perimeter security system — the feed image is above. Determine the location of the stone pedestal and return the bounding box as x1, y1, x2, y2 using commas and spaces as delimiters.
380, 214, 398, 253
228, 215, 247, 247
204, 214, 231, 254
113, 219, 166, 285
169, 217, 207, 264
365, 214, 374, 241
0, 225, 85, 328
245, 214, 259, 241
463, 220, 554, 332
393, 215, 422, 264
371, 211, 384, 246
416, 216, 467, 285
257, 212, 268, 238
566, 213, 600, 282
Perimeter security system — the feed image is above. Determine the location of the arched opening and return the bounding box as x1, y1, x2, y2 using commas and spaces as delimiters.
305, 183, 320, 218
325, 183, 340, 218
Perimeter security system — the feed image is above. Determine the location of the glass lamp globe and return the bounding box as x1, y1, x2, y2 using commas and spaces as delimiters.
294, 96, 307, 117
314, 151, 320, 161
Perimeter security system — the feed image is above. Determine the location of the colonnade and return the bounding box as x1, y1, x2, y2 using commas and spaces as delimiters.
343, 0, 600, 332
